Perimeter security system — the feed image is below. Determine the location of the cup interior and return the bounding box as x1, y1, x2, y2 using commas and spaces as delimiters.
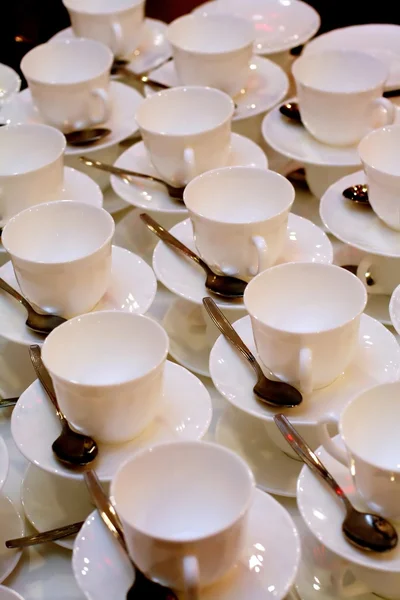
292, 50, 388, 93
168, 14, 254, 53
135, 86, 234, 136
244, 263, 367, 333
21, 39, 113, 84
0, 125, 65, 176
341, 382, 400, 471
2, 201, 114, 264
358, 125, 400, 176
112, 442, 254, 541
42, 312, 169, 386
63, 0, 142, 13
184, 167, 294, 223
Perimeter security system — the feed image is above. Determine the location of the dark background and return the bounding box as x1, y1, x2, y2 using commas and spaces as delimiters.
2, 0, 400, 83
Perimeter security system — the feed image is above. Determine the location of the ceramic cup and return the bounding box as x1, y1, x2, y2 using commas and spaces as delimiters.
2, 201, 114, 318
135, 86, 234, 186
111, 441, 255, 596
0, 124, 66, 225
42, 311, 169, 444
358, 125, 400, 231
357, 254, 400, 295
167, 14, 254, 96
304, 165, 360, 199
0, 63, 21, 108
318, 381, 400, 521
292, 50, 395, 146
21, 38, 113, 132
62, 0, 145, 58
244, 263, 367, 395
184, 167, 294, 281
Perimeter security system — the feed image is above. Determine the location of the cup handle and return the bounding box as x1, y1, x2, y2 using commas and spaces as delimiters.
356, 256, 384, 295
182, 555, 200, 600
183, 147, 196, 184
249, 235, 269, 276
89, 88, 112, 126
298, 347, 313, 395
111, 19, 124, 58
318, 415, 348, 466
331, 562, 371, 597
370, 96, 396, 127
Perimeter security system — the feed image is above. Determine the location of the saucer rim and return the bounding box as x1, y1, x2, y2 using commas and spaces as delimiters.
0, 494, 24, 584
389, 284, 400, 334
0, 437, 9, 494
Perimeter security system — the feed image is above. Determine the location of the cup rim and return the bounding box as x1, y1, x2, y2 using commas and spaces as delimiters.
41, 311, 169, 390
62, 0, 144, 15
244, 262, 368, 335
135, 86, 235, 137
339, 381, 400, 473
292, 49, 389, 95
21, 39, 113, 87
1, 200, 115, 267
0, 124, 66, 178
110, 440, 255, 543
167, 13, 255, 56
358, 124, 400, 176
184, 166, 295, 224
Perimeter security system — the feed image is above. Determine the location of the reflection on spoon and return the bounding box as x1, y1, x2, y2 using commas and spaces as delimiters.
279, 101, 302, 123
65, 128, 111, 147
342, 184, 371, 207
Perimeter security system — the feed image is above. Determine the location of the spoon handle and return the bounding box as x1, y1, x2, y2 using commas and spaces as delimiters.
6, 521, 84, 548
29, 345, 66, 424
116, 66, 170, 90
274, 414, 352, 509
140, 213, 208, 272
79, 156, 168, 187
202, 297, 264, 379
0, 397, 18, 408
0, 277, 31, 312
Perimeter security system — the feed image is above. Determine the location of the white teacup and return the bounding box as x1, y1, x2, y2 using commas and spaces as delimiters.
0, 124, 65, 225
135, 86, 234, 186
111, 441, 255, 596
184, 167, 294, 281
318, 381, 400, 521
357, 254, 400, 295
292, 50, 395, 147
2, 201, 114, 318
244, 263, 367, 395
62, 0, 145, 58
42, 311, 169, 444
167, 14, 254, 96
21, 39, 113, 132
358, 125, 400, 230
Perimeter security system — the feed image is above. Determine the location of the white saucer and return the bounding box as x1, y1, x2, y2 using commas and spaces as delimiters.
0, 245, 157, 346
152, 214, 333, 307
216, 405, 301, 497
262, 101, 362, 167
56, 165, 103, 207
73, 487, 300, 600
0, 587, 25, 600
0, 495, 24, 584
365, 294, 391, 326
163, 299, 211, 377
209, 314, 400, 426
304, 24, 400, 91
11, 361, 212, 482
144, 57, 289, 121
110, 133, 268, 213
51, 19, 172, 75
297, 438, 400, 574
21, 464, 94, 550
2, 81, 143, 156
390, 284, 400, 334
320, 171, 400, 257
193, 0, 320, 55
102, 185, 129, 214
0, 438, 8, 493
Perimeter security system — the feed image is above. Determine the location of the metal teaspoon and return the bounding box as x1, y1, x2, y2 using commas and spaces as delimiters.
79, 156, 185, 200
65, 128, 111, 147
203, 297, 302, 407
0, 277, 66, 335
274, 414, 398, 553
342, 184, 371, 207
141, 213, 248, 299
29, 345, 98, 467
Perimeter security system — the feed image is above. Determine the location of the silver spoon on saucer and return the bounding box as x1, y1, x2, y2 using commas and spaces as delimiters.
141, 213, 248, 299
203, 297, 302, 407
274, 414, 398, 553
0, 277, 66, 335
279, 101, 302, 123
79, 156, 185, 200
65, 128, 111, 147
342, 184, 371, 207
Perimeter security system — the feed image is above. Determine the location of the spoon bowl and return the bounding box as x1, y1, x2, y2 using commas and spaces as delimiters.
342, 184, 371, 207
279, 101, 302, 123
65, 128, 111, 147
